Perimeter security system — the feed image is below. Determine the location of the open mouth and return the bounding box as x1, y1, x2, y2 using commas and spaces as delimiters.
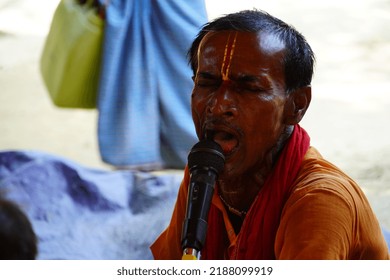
206, 129, 239, 156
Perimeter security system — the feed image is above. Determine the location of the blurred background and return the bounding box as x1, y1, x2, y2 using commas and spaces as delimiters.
1, 0, 389, 229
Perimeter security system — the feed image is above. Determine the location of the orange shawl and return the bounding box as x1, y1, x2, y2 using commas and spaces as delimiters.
201, 125, 310, 259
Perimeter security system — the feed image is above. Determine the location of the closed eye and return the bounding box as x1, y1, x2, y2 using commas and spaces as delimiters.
236, 75, 269, 93
195, 72, 221, 88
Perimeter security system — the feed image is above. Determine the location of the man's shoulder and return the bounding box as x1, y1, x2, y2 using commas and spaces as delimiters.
292, 146, 362, 200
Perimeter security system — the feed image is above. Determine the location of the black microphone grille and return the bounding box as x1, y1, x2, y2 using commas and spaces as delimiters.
188, 140, 225, 173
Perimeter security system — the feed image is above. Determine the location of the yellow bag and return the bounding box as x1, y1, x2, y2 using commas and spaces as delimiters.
40, 0, 105, 108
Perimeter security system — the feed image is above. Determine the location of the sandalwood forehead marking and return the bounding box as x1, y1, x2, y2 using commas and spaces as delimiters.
220, 32, 238, 81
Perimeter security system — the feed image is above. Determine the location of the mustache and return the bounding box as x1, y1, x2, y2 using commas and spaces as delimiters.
201, 117, 243, 139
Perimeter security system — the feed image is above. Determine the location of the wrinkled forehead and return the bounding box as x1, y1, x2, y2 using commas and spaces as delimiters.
198, 30, 285, 64
197, 30, 286, 77
198, 30, 285, 58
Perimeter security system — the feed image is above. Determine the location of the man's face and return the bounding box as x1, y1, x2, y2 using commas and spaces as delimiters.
191, 31, 290, 178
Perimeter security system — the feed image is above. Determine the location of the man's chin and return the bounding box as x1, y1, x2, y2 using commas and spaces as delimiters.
219, 160, 244, 179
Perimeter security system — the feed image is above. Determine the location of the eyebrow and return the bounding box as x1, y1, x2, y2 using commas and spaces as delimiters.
196, 72, 269, 83
236, 75, 260, 82
236, 73, 273, 85
196, 72, 219, 79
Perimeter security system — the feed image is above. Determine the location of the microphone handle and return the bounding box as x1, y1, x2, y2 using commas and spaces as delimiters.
181, 168, 217, 259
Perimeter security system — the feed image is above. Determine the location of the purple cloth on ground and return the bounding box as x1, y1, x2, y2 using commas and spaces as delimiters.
0, 150, 181, 259
383, 228, 390, 251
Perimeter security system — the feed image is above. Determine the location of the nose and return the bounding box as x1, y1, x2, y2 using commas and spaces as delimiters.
207, 82, 238, 118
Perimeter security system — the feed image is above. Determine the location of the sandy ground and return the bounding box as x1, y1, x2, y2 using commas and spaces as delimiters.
1, 0, 389, 229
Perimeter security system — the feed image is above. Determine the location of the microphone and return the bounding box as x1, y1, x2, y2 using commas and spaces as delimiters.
181, 139, 225, 260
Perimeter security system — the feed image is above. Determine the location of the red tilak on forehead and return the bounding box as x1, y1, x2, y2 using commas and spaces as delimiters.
221, 32, 238, 81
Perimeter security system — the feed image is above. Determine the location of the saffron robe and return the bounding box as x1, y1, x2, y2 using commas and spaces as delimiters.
151, 128, 389, 259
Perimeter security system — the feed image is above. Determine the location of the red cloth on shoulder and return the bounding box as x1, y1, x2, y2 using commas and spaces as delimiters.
202, 125, 310, 259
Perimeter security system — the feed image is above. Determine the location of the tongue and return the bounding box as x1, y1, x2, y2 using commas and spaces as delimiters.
213, 131, 238, 154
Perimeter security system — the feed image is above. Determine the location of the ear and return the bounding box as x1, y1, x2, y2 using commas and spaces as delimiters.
284, 86, 311, 125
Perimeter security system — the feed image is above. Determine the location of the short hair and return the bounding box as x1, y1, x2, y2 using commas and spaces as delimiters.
188, 9, 315, 93
0, 199, 37, 259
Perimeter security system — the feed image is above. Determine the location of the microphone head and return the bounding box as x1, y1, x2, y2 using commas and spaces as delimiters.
188, 140, 225, 174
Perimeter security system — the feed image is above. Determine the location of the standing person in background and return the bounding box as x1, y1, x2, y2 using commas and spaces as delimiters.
97, 0, 208, 170
151, 9, 390, 259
